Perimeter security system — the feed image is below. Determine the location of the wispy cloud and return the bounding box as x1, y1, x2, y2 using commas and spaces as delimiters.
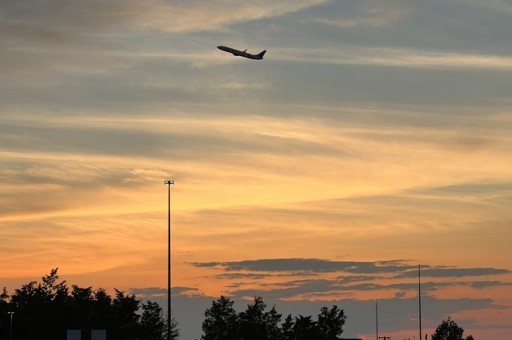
453, 0, 512, 14
192, 258, 509, 278
399, 268, 511, 278
315, 1, 411, 28
185, 258, 512, 307
0, 0, 330, 38
2, 1, 512, 339
273, 46, 512, 70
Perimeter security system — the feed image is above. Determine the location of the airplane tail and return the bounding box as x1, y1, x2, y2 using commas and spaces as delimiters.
257, 50, 266, 58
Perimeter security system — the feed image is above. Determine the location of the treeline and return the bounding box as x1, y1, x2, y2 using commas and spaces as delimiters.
0, 269, 177, 340
1, 269, 349, 340
201, 295, 347, 340
0, 269, 477, 340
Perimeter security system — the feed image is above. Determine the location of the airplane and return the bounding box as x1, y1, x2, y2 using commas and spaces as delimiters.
217, 45, 266, 60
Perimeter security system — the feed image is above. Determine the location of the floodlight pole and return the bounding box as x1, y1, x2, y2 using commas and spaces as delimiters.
375, 299, 379, 340
164, 179, 174, 340
418, 264, 422, 340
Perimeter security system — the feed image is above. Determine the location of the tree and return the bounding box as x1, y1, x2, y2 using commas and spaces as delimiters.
111, 289, 141, 340
239, 296, 268, 340
280, 314, 295, 340
202, 296, 239, 340
164, 311, 180, 340
238, 296, 282, 340
10, 268, 69, 339
3, 269, 172, 340
293, 315, 321, 340
200, 296, 347, 340
317, 305, 346, 340
140, 301, 166, 340
431, 317, 474, 340
68, 285, 95, 332
0, 288, 10, 339
264, 305, 283, 339
92, 288, 114, 331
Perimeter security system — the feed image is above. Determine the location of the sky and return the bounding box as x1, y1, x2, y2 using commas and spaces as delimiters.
1, 0, 512, 339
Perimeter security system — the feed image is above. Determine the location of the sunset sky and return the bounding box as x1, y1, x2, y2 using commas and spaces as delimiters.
1, 1, 512, 339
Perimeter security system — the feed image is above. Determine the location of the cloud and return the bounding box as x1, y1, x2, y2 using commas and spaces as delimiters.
399, 268, 510, 278
315, 1, 411, 28
130, 286, 203, 299
0, 0, 329, 39
0, 0, 332, 85
272, 45, 512, 70
1, 1, 511, 338
189, 258, 512, 300
337, 275, 382, 285
217, 273, 270, 280
229, 279, 460, 300
193, 258, 359, 273
453, 0, 512, 14
230, 276, 511, 300
130, 287, 167, 297
469, 281, 512, 289
191, 258, 421, 274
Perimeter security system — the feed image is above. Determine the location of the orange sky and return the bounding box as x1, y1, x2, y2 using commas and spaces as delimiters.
1, 1, 512, 339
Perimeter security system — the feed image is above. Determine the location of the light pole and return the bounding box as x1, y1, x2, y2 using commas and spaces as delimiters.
164, 179, 174, 340
418, 264, 422, 340
375, 299, 378, 340
8, 311, 14, 340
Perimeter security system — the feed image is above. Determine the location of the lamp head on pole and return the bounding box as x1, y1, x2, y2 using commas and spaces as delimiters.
164, 179, 174, 185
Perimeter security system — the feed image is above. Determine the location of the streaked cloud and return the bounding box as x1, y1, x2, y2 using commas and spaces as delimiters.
453, 0, 512, 14
315, 1, 411, 28
173, 257, 512, 339
272, 46, 512, 70
0, 0, 329, 38
2, 0, 512, 339
191, 258, 511, 285
399, 268, 511, 278
192, 259, 418, 274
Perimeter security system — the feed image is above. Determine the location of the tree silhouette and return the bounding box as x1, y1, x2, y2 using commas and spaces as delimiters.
164, 311, 180, 340
140, 301, 167, 340
292, 315, 321, 340
431, 317, 474, 340
201, 295, 239, 340
280, 314, 295, 340
0, 288, 10, 339
239, 296, 283, 340
201, 296, 348, 340
0, 268, 174, 340
317, 305, 346, 340
9, 269, 68, 339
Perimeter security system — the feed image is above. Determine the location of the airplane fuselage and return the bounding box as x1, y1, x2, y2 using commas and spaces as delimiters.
217, 45, 266, 60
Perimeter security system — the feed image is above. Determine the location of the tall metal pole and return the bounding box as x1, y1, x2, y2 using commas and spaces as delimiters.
418, 264, 422, 340
164, 180, 174, 340
375, 299, 379, 340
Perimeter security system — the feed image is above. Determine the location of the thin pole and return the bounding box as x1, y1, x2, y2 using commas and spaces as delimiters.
376, 299, 379, 340
164, 180, 174, 340
418, 264, 422, 340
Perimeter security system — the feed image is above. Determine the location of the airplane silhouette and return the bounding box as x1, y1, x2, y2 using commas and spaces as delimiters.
217, 46, 266, 60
